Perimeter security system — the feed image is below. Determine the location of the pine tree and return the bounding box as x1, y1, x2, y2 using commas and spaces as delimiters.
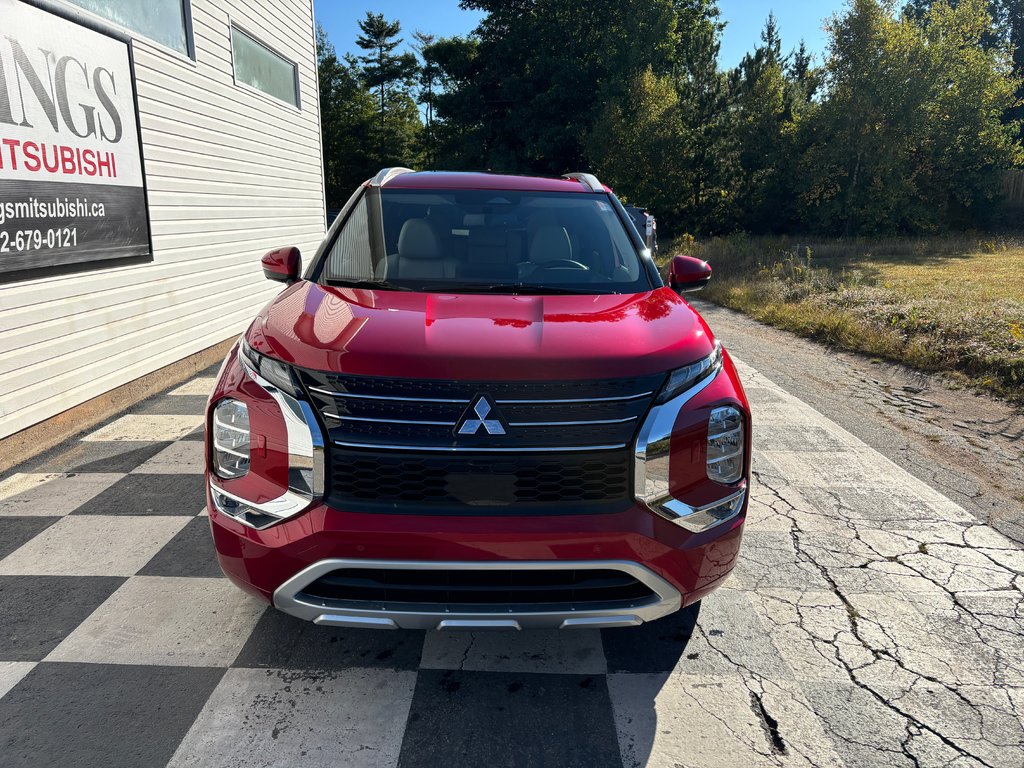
412, 31, 438, 167
354, 13, 420, 168
316, 24, 376, 205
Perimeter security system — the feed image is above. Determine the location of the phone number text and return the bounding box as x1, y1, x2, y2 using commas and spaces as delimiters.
0, 228, 79, 253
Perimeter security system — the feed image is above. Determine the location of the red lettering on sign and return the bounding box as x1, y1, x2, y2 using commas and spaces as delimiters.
23, 141, 40, 171
60, 145, 75, 174
2, 138, 20, 170
40, 143, 59, 172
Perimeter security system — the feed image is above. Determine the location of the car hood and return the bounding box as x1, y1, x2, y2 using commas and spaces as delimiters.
246, 282, 716, 381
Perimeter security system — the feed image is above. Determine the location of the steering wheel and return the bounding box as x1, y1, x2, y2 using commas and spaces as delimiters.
532, 259, 590, 272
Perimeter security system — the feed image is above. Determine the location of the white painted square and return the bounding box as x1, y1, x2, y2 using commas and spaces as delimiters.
421, 629, 606, 674
0, 473, 122, 517
0, 515, 187, 576
0, 662, 36, 700
167, 667, 416, 768
83, 415, 202, 442
46, 576, 265, 667
168, 378, 217, 397
131, 441, 205, 474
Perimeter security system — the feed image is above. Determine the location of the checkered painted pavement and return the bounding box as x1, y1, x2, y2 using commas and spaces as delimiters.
1, 360, 1021, 768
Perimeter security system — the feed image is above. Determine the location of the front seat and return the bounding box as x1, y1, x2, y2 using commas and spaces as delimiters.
519, 224, 574, 280
378, 219, 457, 280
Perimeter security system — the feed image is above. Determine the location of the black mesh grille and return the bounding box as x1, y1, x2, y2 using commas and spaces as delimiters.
327, 448, 631, 514
300, 567, 656, 611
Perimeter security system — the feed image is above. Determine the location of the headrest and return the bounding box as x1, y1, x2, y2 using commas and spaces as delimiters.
398, 219, 441, 260
528, 211, 559, 238
529, 225, 572, 264
469, 228, 505, 247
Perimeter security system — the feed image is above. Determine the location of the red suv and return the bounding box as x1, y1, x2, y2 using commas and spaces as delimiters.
206, 170, 749, 630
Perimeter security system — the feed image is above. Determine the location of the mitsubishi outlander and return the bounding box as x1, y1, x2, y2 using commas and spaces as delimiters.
205, 169, 750, 630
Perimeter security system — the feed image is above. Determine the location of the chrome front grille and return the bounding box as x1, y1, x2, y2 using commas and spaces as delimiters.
296, 369, 665, 515
298, 370, 665, 452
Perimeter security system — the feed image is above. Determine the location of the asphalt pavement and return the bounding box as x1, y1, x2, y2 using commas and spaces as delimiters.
0, 343, 1021, 767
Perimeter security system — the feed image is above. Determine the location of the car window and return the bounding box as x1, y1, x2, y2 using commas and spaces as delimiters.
322, 188, 652, 294
323, 196, 373, 282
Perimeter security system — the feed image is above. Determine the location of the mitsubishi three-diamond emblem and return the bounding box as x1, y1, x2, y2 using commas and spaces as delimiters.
456, 394, 507, 436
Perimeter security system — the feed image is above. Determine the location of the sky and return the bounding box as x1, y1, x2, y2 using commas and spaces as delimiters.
312, 0, 849, 70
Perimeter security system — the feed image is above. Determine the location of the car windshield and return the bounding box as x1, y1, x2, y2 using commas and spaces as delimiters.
321, 188, 654, 294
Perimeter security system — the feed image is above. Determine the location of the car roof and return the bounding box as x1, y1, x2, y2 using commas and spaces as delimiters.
381, 171, 607, 194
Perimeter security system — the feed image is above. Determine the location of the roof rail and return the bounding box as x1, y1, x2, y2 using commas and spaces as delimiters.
561, 172, 604, 193
371, 167, 417, 187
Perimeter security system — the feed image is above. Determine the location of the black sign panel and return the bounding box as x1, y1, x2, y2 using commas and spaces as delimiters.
0, 0, 151, 277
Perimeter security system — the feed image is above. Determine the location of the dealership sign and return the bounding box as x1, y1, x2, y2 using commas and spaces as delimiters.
0, 0, 150, 275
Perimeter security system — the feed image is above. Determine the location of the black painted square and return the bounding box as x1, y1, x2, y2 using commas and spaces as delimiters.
233, 609, 424, 672
398, 670, 622, 768
138, 517, 221, 578
180, 425, 205, 441
19, 440, 170, 474
0, 662, 224, 768
135, 395, 210, 416
71, 473, 204, 516
0, 576, 126, 661
0, 517, 59, 562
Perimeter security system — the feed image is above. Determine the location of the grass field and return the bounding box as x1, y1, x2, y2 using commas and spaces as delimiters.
664, 234, 1024, 402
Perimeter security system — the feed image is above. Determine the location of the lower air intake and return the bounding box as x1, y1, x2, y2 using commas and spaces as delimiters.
299, 567, 657, 612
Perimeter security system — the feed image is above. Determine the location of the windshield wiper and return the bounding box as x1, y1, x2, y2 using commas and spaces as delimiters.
427, 283, 603, 295
323, 278, 414, 291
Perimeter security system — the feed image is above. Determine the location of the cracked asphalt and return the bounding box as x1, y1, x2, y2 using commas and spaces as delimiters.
0, 317, 1022, 767
718, 356, 1024, 768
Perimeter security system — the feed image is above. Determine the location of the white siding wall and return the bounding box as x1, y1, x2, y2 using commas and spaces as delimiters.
0, 0, 325, 439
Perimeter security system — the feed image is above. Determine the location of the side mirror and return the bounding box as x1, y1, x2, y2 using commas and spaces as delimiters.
262, 246, 301, 284
668, 255, 712, 293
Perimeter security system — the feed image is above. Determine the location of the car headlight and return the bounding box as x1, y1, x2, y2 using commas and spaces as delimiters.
707, 406, 744, 484
655, 342, 723, 404
212, 398, 250, 479
238, 337, 301, 396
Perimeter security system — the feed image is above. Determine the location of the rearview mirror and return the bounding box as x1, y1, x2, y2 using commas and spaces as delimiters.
668, 255, 712, 293
262, 246, 301, 284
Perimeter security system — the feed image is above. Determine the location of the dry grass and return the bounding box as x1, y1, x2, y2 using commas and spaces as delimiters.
662, 234, 1024, 402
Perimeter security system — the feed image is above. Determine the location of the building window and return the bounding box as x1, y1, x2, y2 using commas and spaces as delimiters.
230, 25, 300, 108
65, 0, 191, 56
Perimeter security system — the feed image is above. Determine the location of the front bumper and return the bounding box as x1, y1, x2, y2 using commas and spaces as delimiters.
208, 494, 745, 628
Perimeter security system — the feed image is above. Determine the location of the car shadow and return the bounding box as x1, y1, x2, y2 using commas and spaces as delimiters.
234, 601, 702, 767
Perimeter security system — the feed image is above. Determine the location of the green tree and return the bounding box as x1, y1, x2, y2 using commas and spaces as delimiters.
728, 15, 790, 231
354, 12, 421, 167
589, 68, 688, 227
923, 0, 1024, 223
799, 0, 1021, 234
316, 24, 376, 206
906, 0, 1024, 141
673, 1, 737, 233
586, 1, 736, 234
412, 31, 438, 166
446, 0, 697, 175
419, 35, 484, 169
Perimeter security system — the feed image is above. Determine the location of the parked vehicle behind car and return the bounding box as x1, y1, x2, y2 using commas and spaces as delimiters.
206, 169, 749, 630
623, 204, 658, 256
